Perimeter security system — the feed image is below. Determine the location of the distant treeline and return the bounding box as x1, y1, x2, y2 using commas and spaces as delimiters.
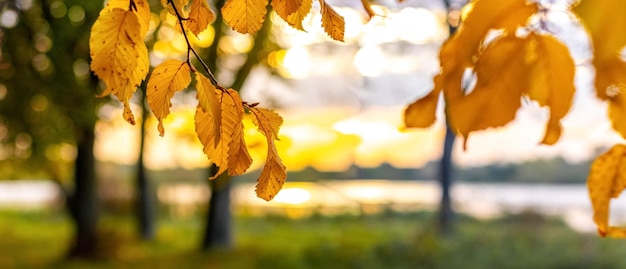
248, 157, 592, 184
95, 156, 592, 185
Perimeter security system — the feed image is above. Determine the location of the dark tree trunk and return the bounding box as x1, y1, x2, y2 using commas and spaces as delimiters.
437, 0, 460, 234
136, 93, 155, 240
68, 124, 99, 258
201, 169, 233, 250
438, 126, 455, 233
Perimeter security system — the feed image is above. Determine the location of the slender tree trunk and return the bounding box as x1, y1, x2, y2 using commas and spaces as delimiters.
201, 168, 233, 250
438, 126, 455, 232
136, 91, 155, 240
68, 123, 99, 257
437, 0, 461, 234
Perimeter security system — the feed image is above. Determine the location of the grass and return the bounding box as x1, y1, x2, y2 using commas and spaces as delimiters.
0, 210, 625, 268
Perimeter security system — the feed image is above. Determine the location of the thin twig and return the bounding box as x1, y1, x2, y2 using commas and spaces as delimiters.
166, 0, 223, 89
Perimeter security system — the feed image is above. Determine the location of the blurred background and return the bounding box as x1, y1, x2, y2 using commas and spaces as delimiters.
2, 0, 626, 268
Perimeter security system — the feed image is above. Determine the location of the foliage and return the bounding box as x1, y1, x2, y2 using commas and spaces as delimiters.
89, 0, 294, 200
402, 0, 626, 237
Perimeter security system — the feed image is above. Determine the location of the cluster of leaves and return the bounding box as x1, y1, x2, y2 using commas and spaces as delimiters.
404, 0, 626, 237
89, 0, 293, 200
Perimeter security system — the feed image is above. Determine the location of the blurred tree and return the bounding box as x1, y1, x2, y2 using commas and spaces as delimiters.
136, 89, 155, 240
437, 0, 463, 234
0, 0, 103, 257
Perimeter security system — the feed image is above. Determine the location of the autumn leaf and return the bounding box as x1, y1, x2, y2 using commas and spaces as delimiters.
575, 0, 626, 139
222, 0, 268, 34
195, 72, 221, 144
525, 33, 576, 145
225, 92, 253, 176
404, 75, 442, 128
272, 0, 303, 20
90, 7, 149, 125
250, 107, 287, 201
284, 0, 312, 31
608, 91, 626, 138
195, 89, 251, 178
146, 60, 192, 136
319, 0, 345, 42
575, 0, 626, 100
185, 0, 215, 36
587, 144, 626, 237
438, 0, 537, 101
195, 106, 226, 176
105, 0, 151, 35
446, 34, 530, 146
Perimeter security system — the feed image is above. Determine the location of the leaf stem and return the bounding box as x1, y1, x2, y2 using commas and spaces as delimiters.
166, 0, 223, 90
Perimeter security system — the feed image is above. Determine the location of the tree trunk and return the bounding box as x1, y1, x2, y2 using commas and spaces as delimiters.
136, 92, 155, 240
437, 126, 455, 233
437, 0, 460, 234
68, 123, 99, 258
201, 168, 233, 250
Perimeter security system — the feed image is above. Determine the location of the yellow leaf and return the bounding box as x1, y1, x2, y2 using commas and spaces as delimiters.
608, 91, 626, 139
319, 0, 344, 42
105, 0, 151, 35
447, 34, 530, 145
146, 60, 192, 136
404, 76, 442, 128
574, 0, 626, 63
525, 33, 576, 145
222, 0, 268, 34
225, 91, 253, 176
575, 1, 626, 139
438, 0, 537, 101
195, 72, 221, 144
250, 107, 287, 201
185, 0, 215, 36
272, 0, 302, 19
195, 89, 249, 179
285, 0, 312, 31
195, 106, 226, 176
587, 144, 626, 237
90, 7, 149, 125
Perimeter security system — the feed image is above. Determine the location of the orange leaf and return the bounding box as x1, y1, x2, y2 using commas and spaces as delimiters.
404, 76, 442, 128
195, 72, 221, 145
90, 7, 149, 125
438, 0, 537, 103
250, 107, 286, 201
146, 60, 192, 136
447, 34, 530, 145
319, 0, 345, 42
105, 0, 151, 35
222, 0, 268, 34
185, 0, 215, 36
195, 89, 249, 179
284, 0, 312, 31
225, 92, 253, 176
272, 0, 302, 19
525, 33, 576, 145
587, 144, 626, 237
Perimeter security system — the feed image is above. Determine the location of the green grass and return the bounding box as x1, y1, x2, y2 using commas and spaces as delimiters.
0, 210, 625, 268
